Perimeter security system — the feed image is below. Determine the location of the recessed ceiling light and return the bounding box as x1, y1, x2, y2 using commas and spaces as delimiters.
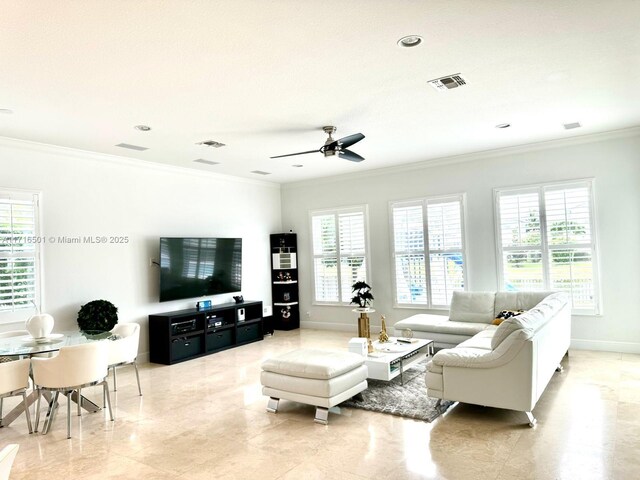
251, 170, 271, 175
0, 108, 14, 114
134, 125, 151, 131
495, 123, 511, 129
563, 122, 581, 130
397, 35, 423, 48
292, 164, 303, 168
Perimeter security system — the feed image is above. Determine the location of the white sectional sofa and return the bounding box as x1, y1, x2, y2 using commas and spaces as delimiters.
393, 291, 562, 349
422, 291, 571, 426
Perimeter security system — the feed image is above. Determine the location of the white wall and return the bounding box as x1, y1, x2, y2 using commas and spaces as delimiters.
0, 138, 281, 359
281, 130, 640, 353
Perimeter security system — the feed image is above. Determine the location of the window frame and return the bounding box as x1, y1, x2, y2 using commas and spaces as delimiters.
309, 204, 371, 306
389, 193, 468, 310
0, 187, 43, 324
493, 178, 601, 315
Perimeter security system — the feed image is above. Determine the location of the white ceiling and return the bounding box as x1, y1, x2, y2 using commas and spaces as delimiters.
1, 1, 639, 183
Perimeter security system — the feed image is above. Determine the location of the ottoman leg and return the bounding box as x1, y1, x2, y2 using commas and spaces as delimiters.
314, 407, 329, 425
266, 397, 279, 413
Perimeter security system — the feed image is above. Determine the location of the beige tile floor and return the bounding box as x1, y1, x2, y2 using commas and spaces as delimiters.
1, 329, 639, 479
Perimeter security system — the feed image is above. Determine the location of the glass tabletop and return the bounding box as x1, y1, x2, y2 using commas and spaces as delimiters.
0, 330, 114, 357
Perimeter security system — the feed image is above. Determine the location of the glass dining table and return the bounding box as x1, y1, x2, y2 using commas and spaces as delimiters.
0, 330, 113, 429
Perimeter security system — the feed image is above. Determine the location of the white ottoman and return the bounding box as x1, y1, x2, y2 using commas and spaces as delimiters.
261, 349, 368, 424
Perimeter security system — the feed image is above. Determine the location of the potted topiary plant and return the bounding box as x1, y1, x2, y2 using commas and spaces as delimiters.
350, 281, 374, 309
77, 299, 118, 335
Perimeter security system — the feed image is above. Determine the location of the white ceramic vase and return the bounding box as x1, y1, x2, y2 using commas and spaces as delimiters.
25, 313, 54, 339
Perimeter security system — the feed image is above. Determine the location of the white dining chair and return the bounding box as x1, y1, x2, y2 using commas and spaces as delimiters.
108, 323, 142, 396
32, 342, 114, 439
0, 359, 33, 433
0, 444, 19, 480
0, 330, 29, 363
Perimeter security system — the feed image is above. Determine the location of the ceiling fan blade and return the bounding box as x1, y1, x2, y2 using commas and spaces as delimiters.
270, 149, 320, 159
324, 133, 365, 151
339, 149, 365, 162
337, 133, 365, 149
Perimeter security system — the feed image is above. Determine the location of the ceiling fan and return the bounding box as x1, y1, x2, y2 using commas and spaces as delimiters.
270, 126, 365, 162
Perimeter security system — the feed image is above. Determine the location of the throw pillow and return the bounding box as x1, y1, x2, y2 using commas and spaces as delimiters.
492, 309, 525, 326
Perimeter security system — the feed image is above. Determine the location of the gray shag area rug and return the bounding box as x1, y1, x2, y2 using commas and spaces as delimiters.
341, 360, 454, 422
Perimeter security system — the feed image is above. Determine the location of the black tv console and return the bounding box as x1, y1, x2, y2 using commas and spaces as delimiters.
149, 300, 263, 365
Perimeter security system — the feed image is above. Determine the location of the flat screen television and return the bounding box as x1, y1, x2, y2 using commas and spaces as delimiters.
159, 237, 242, 302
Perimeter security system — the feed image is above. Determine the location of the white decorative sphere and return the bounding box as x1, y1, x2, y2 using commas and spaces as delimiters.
26, 313, 54, 339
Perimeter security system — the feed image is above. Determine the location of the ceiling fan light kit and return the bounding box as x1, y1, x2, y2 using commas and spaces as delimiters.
270, 126, 366, 163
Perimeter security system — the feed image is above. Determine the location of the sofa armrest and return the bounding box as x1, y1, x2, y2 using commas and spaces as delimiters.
432, 329, 529, 369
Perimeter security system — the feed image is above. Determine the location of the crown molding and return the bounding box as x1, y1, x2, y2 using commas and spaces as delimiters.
282, 126, 640, 190
0, 136, 280, 189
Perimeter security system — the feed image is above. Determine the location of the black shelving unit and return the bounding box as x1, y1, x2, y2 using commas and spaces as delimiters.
149, 300, 263, 365
270, 233, 300, 330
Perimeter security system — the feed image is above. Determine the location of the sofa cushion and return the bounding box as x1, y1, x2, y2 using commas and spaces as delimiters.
449, 291, 496, 324
491, 292, 569, 349
394, 314, 496, 336
456, 329, 495, 350
493, 291, 557, 318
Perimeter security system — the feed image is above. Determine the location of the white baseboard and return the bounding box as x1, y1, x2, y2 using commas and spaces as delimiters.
137, 351, 150, 364
301, 320, 382, 333
300, 321, 354, 332
570, 339, 640, 354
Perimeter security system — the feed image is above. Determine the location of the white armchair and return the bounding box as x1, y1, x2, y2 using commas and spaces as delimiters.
0, 359, 33, 433
0, 444, 19, 480
108, 323, 142, 396
32, 342, 114, 439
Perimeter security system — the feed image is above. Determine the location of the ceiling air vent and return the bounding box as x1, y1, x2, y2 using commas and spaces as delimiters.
563, 122, 581, 130
197, 140, 226, 148
251, 170, 271, 175
115, 143, 149, 151
193, 159, 220, 166
428, 74, 467, 91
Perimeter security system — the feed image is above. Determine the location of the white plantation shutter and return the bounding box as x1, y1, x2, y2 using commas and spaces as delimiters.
495, 180, 600, 314
391, 195, 466, 308
0, 190, 41, 313
496, 190, 545, 292
393, 204, 427, 305
427, 200, 465, 306
544, 184, 597, 311
311, 206, 369, 303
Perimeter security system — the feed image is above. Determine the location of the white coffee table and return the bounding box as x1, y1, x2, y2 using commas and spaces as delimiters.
364, 337, 434, 385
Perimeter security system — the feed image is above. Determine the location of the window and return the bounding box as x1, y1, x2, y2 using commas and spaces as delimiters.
494, 179, 600, 314
0, 189, 41, 316
310, 205, 369, 304
390, 195, 466, 308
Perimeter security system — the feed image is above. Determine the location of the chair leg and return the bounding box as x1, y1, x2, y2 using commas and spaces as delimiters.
112, 366, 117, 392
43, 391, 59, 435
21, 392, 33, 434
34, 389, 41, 432
77, 387, 82, 416
66, 391, 72, 439
134, 361, 142, 396
102, 381, 114, 421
